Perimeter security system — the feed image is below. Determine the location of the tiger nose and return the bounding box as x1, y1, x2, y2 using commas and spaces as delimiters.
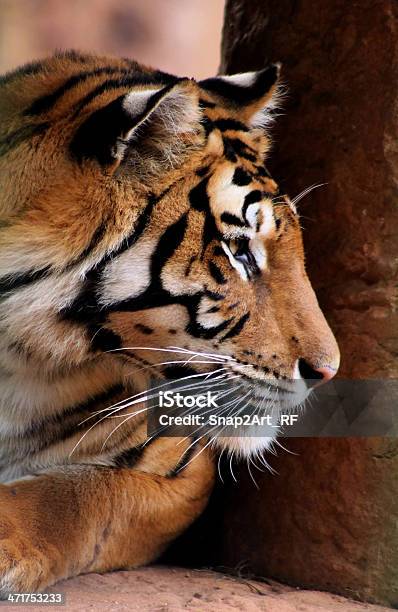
297, 358, 337, 388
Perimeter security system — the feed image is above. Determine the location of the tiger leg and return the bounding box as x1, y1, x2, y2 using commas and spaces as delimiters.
0, 443, 214, 595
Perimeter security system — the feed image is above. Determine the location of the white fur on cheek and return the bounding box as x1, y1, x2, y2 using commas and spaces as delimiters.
248, 202, 274, 271
245, 203, 260, 228
249, 238, 268, 271
99, 238, 156, 305
258, 203, 274, 237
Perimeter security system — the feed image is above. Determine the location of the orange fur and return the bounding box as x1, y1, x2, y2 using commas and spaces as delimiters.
0, 52, 339, 593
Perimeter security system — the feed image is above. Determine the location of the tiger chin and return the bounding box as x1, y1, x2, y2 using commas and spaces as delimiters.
0, 51, 339, 594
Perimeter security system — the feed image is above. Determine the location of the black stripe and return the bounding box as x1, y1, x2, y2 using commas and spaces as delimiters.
221, 312, 250, 341
61, 194, 228, 344
0, 208, 110, 295
162, 365, 197, 380
113, 444, 146, 468
201, 203, 221, 260
70, 93, 131, 164
67, 219, 109, 267
0, 266, 51, 297
189, 177, 209, 211
0, 60, 46, 86
135, 323, 154, 335
23, 383, 126, 452
199, 65, 279, 106
186, 299, 232, 339
24, 66, 129, 116
196, 165, 210, 178
91, 328, 122, 352
213, 245, 225, 257
60, 192, 159, 321
208, 261, 227, 284
232, 167, 252, 186
242, 190, 263, 222
256, 165, 272, 178
205, 290, 225, 301
224, 137, 257, 163
71, 72, 178, 117
167, 440, 200, 477
220, 212, 247, 228
0, 51, 91, 87
199, 98, 216, 109
188, 176, 221, 261
151, 213, 188, 280
0, 123, 49, 157
70, 81, 179, 164
200, 115, 214, 136
213, 118, 248, 132
223, 138, 238, 162
185, 255, 196, 277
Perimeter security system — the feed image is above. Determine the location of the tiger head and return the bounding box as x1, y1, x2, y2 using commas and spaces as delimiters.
0, 52, 339, 455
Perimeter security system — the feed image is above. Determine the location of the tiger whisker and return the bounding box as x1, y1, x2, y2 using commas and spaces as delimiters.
124, 359, 229, 378
168, 345, 235, 361
256, 448, 278, 474
174, 382, 246, 446
290, 182, 328, 207
99, 372, 238, 448
108, 345, 233, 363
72, 369, 231, 452
141, 378, 239, 441
249, 455, 266, 473
110, 377, 238, 420
175, 433, 216, 474
246, 455, 259, 490
69, 394, 153, 457
90, 367, 230, 418
188, 390, 254, 455
100, 407, 152, 452
84, 370, 232, 424
229, 451, 237, 483
217, 448, 225, 484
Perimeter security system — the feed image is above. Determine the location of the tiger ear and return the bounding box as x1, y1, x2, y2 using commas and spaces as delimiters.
70, 79, 201, 167
199, 63, 282, 128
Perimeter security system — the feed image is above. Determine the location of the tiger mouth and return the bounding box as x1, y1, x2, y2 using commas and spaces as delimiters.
226, 370, 310, 404
208, 374, 310, 416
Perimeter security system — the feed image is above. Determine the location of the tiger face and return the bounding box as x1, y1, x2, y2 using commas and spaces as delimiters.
0, 52, 339, 458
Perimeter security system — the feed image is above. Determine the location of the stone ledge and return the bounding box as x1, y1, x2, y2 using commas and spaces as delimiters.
17, 566, 392, 611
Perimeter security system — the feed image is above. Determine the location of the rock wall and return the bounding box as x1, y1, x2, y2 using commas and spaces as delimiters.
218, 0, 398, 605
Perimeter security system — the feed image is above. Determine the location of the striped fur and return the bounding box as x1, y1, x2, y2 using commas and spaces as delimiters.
0, 52, 339, 592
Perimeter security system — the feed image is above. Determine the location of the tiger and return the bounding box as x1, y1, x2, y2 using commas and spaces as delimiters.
0, 51, 339, 594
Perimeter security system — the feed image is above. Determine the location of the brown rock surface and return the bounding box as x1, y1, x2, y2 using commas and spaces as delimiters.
6, 567, 392, 612
218, 0, 398, 606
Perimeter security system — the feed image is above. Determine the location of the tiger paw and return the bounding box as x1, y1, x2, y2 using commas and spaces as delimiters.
0, 536, 53, 597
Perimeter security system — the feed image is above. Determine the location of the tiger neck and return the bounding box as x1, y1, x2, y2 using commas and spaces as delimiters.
0, 353, 130, 436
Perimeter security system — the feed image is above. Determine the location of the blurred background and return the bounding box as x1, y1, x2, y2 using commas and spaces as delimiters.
0, 0, 225, 78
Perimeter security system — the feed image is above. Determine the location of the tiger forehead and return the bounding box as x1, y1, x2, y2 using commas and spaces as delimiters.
201, 107, 269, 159
188, 140, 297, 244
196, 107, 275, 179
